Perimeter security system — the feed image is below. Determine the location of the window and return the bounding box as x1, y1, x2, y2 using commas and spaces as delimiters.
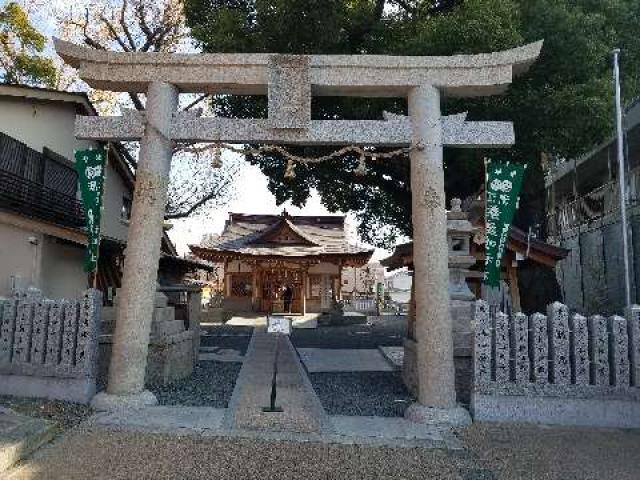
309, 274, 322, 298
121, 196, 132, 221
230, 274, 252, 297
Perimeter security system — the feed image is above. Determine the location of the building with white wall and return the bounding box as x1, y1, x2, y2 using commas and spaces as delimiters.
340, 262, 385, 299
0, 84, 134, 298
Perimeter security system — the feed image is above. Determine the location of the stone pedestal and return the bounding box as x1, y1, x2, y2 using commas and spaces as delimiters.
97, 291, 194, 395
401, 338, 418, 396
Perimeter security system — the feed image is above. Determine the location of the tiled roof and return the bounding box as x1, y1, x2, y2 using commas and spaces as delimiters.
191, 213, 372, 259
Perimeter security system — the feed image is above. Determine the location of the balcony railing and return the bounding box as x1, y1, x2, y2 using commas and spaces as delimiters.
0, 167, 84, 229
546, 168, 640, 238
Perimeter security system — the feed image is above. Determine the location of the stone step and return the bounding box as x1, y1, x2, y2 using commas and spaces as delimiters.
0, 407, 56, 473
100, 306, 176, 334
151, 320, 185, 338
153, 306, 175, 324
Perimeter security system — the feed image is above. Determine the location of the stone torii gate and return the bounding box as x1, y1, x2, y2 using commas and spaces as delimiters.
54, 38, 542, 424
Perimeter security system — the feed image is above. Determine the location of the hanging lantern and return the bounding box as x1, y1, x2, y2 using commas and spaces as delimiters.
284, 158, 296, 179
354, 151, 368, 176
212, 144, 223, 168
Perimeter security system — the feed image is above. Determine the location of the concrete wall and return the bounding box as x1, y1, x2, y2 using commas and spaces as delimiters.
555, 207, 639, 316
0, 96, 93, 159
0, 223, 42, 297
0, 223, 88, 299
100, 160, 130, 242
39, 237, 87, 299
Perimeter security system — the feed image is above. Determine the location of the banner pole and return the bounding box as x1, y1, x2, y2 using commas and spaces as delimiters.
612, 48, 632, 307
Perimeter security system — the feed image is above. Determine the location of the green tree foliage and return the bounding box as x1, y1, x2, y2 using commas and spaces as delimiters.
0, 2, 56, 87
185, 0, 640, 247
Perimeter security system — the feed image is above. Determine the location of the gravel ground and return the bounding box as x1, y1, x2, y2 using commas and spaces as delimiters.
462, 422, 640, 480
0, 395, 93, 431
200, 324, 253, 353
200, 333, 252, 353
291, 316, 411, 417
150, 361, 241, 407
309, 371, 413, 417
8, 422, 640, 480
291, 315, 406, 350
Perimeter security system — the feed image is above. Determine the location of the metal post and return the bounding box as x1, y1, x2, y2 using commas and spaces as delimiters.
613, 48, 632, 307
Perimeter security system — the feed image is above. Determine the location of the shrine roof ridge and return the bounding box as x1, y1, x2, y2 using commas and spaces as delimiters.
228, 213, 346, 226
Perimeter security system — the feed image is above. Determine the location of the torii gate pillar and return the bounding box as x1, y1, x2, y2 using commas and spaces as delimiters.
405, 85, 470, 425
92, 82, 178, 409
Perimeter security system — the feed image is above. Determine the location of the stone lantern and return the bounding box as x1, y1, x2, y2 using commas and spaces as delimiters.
447, 198, 477, 302
447, 199, 477, 405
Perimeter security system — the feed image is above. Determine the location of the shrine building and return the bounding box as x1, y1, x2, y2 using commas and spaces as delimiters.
190, 211, 373, 315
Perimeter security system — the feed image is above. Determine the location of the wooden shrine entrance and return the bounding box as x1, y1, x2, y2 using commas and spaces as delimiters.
259, 266, 305, 315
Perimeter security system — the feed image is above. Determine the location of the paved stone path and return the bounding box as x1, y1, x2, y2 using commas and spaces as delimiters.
89, 405, 459, 449
224, 329, 331, 434
0, 407, 55, 473
297, 348, 395, 372
226, 314, 320, 329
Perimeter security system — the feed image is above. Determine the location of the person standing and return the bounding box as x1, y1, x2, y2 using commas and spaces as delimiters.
283, 285, 293, 313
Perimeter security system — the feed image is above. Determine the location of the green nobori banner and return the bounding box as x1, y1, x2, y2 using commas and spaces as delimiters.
75, 148, 107, 273
483, 159, 527, 287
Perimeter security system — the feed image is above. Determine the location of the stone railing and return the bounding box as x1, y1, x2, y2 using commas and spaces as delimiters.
0, 289, 101, 403
472, 300, 640, 428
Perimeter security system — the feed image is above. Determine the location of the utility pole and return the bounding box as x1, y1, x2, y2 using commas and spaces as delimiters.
612, 48, 632, 307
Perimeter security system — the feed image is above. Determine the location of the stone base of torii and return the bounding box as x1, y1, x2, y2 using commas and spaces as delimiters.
55, 38, 542, 427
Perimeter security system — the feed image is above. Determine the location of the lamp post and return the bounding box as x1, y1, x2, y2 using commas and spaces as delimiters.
612, 48, 632, 307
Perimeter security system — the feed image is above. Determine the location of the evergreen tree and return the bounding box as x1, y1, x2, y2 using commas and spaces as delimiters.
0, 2, 56, 87
185, 0, 640, 246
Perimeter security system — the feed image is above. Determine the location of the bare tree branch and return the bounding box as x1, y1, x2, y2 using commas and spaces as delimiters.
99, 14, 130, 51
119, 0, 137, 51
135, 3, 153, 39
59, 1, 237, 221
129, 92, 145, 111
165, 185, 224, 219
82, 9, 107, 50
182, 94, 209, 111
